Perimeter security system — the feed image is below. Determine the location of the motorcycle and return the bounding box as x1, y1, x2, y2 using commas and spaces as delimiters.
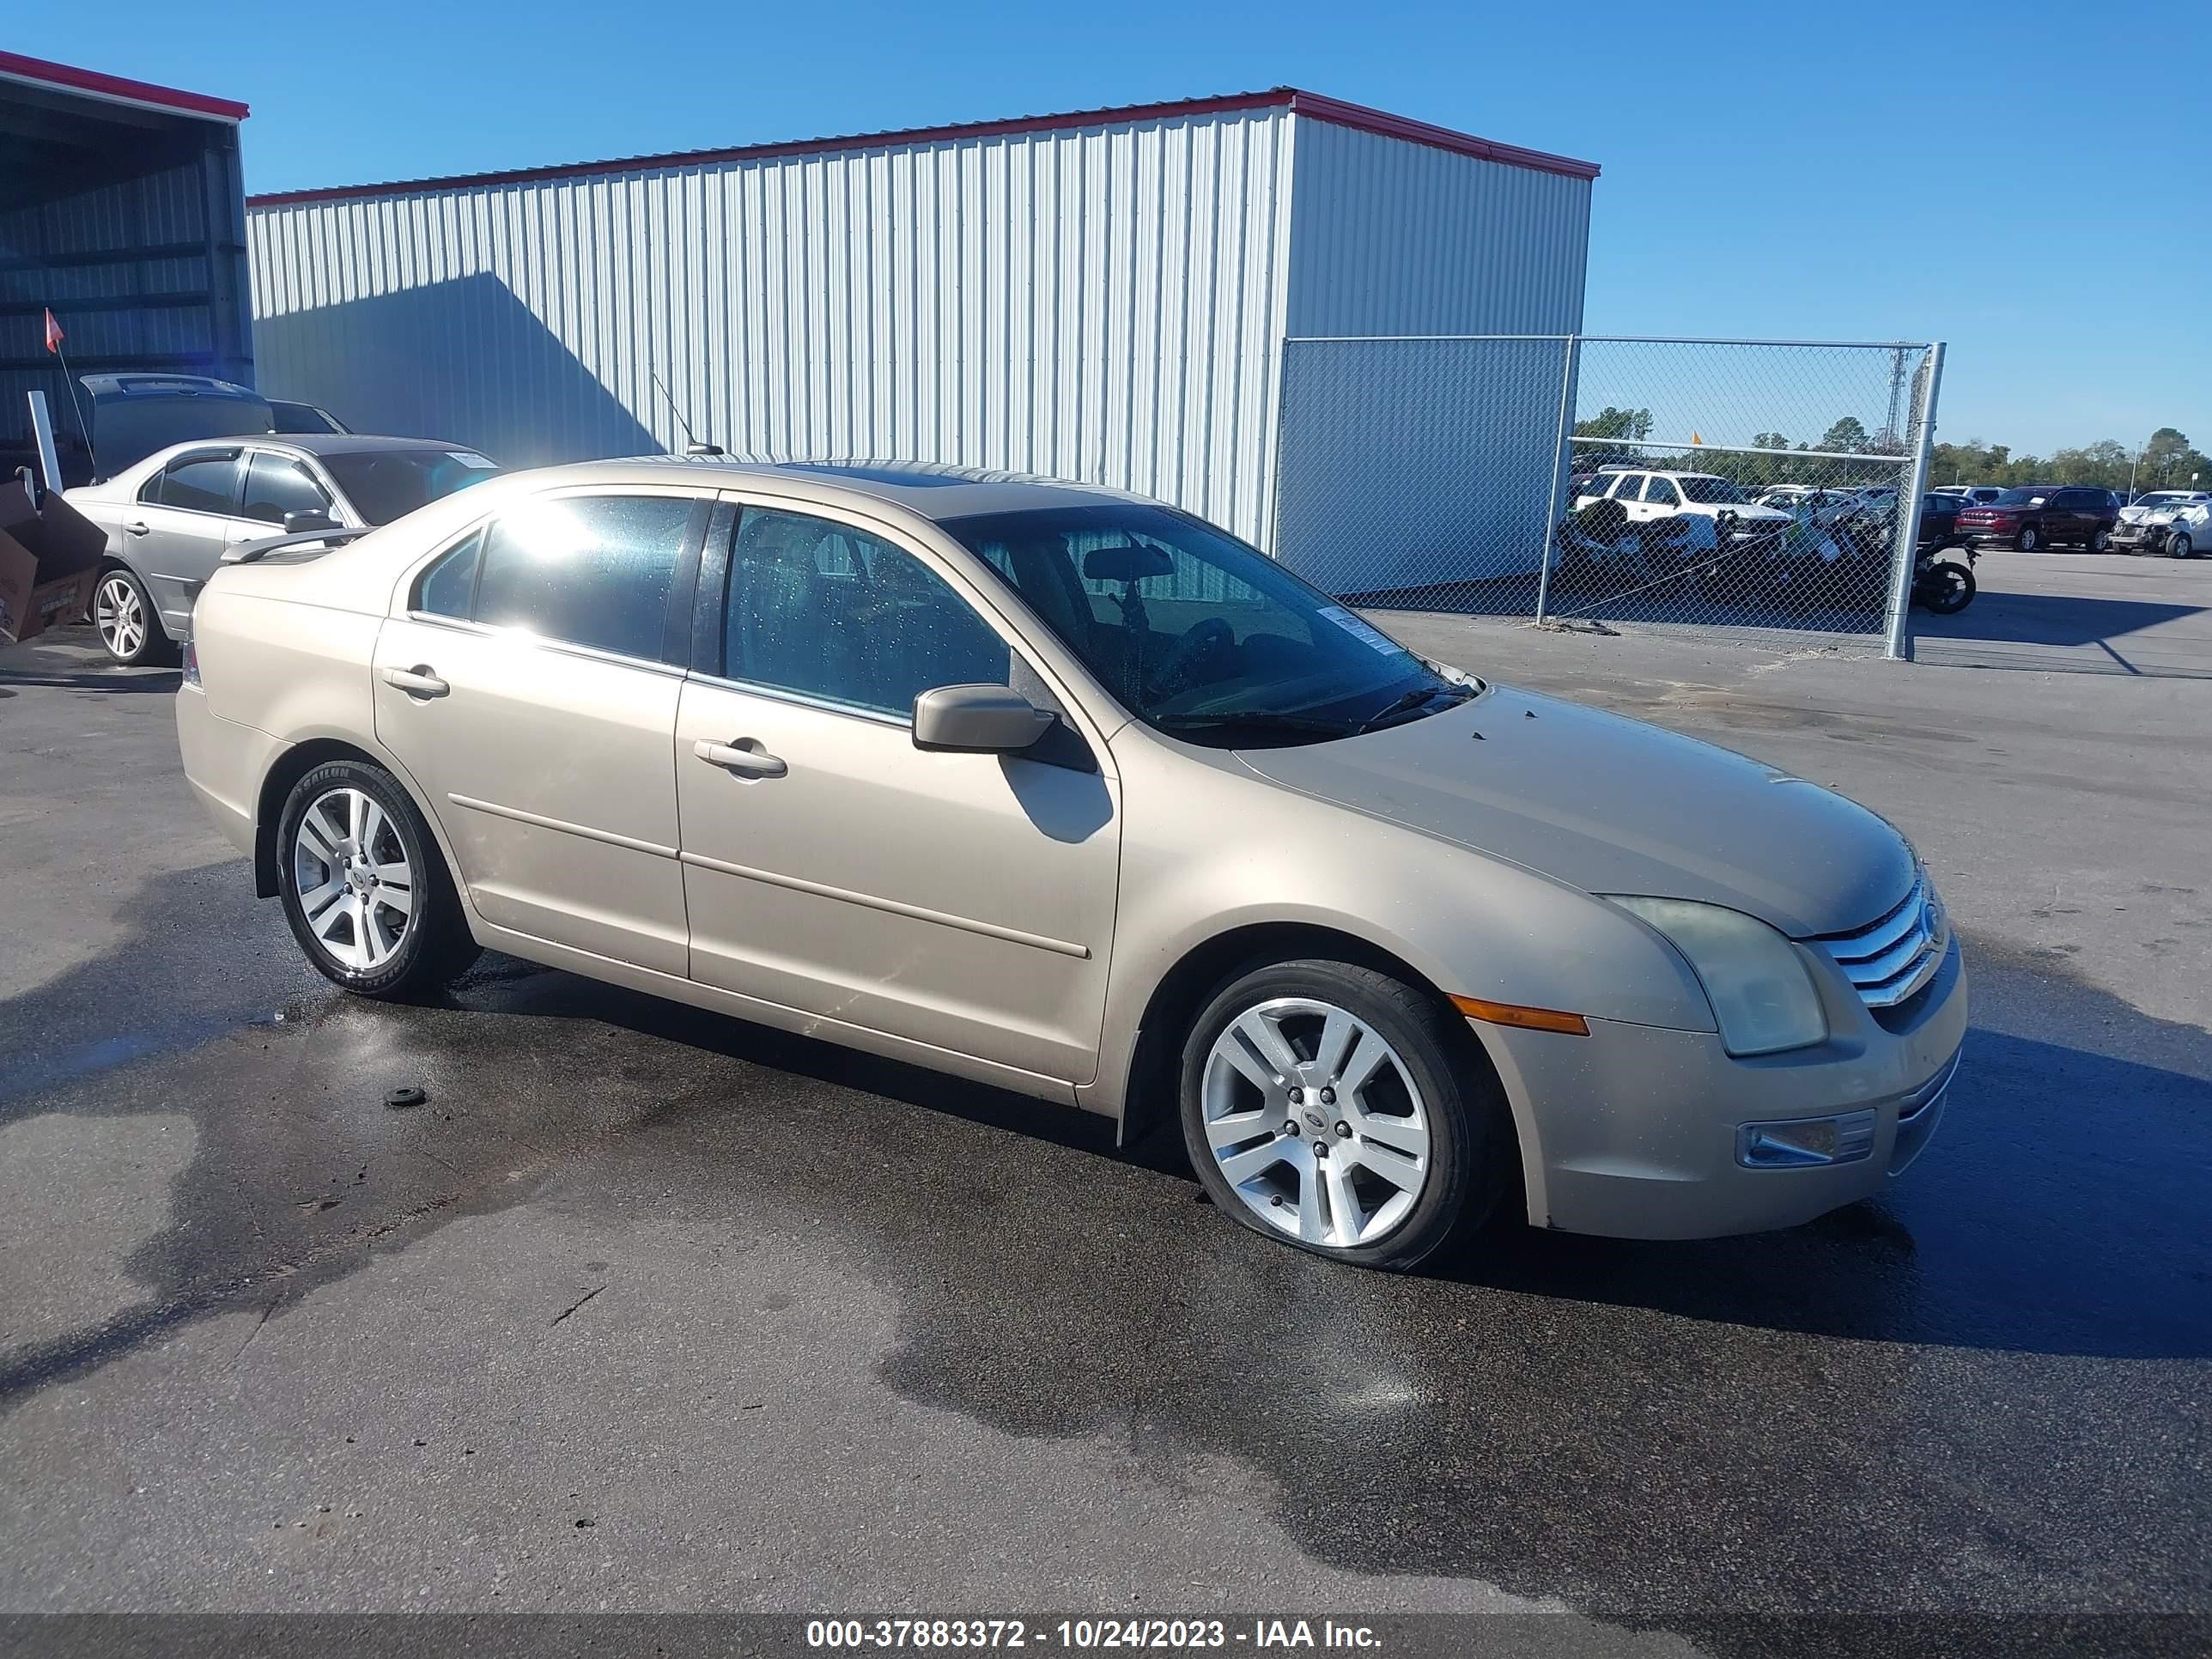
1911, 542, 1977, 614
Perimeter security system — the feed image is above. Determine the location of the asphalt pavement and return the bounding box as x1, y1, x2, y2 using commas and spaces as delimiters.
1, 551, 2206, 1656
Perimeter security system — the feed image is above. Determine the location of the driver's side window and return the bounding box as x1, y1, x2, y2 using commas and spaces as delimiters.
724, 507, 1009, 720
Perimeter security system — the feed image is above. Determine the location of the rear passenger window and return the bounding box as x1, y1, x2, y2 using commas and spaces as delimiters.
414, 531, 483, 619
473, 495, 697, 661
153, 452, 241, 514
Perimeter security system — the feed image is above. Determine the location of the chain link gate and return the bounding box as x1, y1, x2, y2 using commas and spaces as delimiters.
1270, 336, 1943, 655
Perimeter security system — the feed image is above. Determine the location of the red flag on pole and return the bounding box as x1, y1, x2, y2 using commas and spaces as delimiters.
44, 308, 64, 353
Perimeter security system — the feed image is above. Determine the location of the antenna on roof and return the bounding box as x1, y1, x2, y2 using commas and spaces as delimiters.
647, 368, 721, 459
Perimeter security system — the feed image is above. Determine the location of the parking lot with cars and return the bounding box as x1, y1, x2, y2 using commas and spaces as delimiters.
3, 550, 2205, 1650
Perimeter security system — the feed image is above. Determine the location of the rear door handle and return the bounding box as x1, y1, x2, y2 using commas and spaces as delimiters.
693, 738, 787, 778
381, 664, 450, 698
124, 521, 150, 537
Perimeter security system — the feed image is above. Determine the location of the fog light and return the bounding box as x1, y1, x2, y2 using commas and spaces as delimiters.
1736, 1110, 1875, 1169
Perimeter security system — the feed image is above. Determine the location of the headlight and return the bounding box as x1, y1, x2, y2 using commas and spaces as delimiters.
1605, 896, 1827, 1056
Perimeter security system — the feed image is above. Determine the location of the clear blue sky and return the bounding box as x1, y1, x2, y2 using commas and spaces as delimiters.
46, 0, 2210, 459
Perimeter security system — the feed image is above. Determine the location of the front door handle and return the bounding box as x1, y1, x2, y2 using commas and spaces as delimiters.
694, 738, 787, 779
381, 664, 450, 698
124, 521, 150, 537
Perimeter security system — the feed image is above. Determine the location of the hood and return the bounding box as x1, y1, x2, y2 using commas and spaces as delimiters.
1237, 687, 1915, 938
80, 373, 273, 479
1721, 503, 1795, 522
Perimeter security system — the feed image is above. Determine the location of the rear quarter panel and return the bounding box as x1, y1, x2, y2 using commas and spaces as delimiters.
195, 586, 381, 744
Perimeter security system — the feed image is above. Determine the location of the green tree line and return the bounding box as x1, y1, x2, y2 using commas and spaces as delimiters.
1929, 428, 2209, 494
1573, 409, 2209, 497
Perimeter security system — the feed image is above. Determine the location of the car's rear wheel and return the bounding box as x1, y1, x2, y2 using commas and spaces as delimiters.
2089, 526, 2112, 553
91, 567, 178, 666
1178, 959, 1506, 1271
2014, 525, 2040, 552
276, 759, 479, 999
2170, 532, 2195, 560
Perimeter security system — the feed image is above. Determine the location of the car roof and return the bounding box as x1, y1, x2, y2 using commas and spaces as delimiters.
544, 456, 1152, 521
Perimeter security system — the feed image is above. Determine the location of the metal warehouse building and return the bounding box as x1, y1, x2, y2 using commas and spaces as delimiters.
246, 88, 1597, 562
0, 52, 253, 480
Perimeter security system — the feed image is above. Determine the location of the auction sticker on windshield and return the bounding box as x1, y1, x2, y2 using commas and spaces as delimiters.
1316, 605, 1402, 657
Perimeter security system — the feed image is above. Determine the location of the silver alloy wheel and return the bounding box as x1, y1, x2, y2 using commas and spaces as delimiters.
1200, 996, 1432, 1249
292, 787, 416, 973
2019, 526, 2038, 551
2172, 533, 2193, 559
94, 574, 145, 659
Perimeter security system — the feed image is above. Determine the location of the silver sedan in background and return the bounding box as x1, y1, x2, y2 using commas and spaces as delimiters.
67, 434, 497, 665
174, 459, 1966, 1271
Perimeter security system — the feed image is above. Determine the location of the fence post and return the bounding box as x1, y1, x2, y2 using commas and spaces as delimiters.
1535, 334, 1578, 624
1884, 342, 1945, 659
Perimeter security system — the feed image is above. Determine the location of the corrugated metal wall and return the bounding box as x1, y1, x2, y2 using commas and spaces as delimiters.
250, 110, 1297, 545
0, 149, 252, 447
1270, 118, 1591, 592
246, 106, 1595, 558
1283, 118, 1589, 337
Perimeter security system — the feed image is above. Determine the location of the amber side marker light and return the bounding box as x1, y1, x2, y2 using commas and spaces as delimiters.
1450, 994, 1589, 1036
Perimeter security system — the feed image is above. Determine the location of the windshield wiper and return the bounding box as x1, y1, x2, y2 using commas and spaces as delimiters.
1154, 710, 1360, 739
1356, 681, 1476, 733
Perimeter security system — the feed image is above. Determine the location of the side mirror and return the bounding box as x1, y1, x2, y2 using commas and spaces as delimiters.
284, 508, 337, 535
913, 684, 1052, 754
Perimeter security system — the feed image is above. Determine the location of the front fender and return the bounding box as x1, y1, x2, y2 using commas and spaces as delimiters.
1084, 729, 1715, 1118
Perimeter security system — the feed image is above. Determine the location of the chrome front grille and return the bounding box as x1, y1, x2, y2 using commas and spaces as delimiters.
1818, 873, 1948, 1010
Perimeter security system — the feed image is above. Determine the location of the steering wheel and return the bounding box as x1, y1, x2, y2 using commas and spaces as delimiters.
1146, 616, 1238, 701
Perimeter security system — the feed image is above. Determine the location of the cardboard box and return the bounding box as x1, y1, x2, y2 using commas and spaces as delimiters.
0, 478, 106, 647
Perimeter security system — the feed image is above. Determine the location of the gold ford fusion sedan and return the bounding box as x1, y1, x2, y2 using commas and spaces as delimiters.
176, 459, 1966, 1270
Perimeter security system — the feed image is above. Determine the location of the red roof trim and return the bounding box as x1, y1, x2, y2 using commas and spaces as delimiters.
245, 87, 1596, 208
1285, 90, 1600, 180
0, 50, 249, 123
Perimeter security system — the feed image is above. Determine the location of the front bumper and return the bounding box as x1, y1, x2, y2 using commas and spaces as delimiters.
1479, 933, 1967, 1239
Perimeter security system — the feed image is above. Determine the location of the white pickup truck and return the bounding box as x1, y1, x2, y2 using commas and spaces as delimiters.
1571, 470, 1795, 550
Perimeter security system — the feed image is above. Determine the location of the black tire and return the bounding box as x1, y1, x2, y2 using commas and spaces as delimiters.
1177, 958, 1509, 1272
2170, 532, 2194, 560
2089, 526, 2112, 554
276, 758, 480, 999
90, 565, 179, 666
1917, 560, 1976, 615
2014, 524, 2040, 553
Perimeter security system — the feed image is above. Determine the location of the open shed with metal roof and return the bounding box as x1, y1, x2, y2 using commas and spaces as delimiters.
245, 88, 1598, 556
0, 52, 253, 485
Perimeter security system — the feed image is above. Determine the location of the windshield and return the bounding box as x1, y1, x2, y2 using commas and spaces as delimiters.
944, 504, 1470, 748
322, 448, 499, 526
1676, 476, 1747, 504
2138, 493, 2197, 509
1991, 488, 2048, 507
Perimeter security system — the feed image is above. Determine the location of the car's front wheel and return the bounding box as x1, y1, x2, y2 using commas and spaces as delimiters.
2015, 525, 2040, 552
2170, 532, 2195, 560
1178, 959, 1507, 1271
276, 759, 480, 999
91, 566, 178, 666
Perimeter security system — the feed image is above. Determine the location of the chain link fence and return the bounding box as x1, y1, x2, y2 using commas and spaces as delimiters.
1271, 336, 1943, 653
